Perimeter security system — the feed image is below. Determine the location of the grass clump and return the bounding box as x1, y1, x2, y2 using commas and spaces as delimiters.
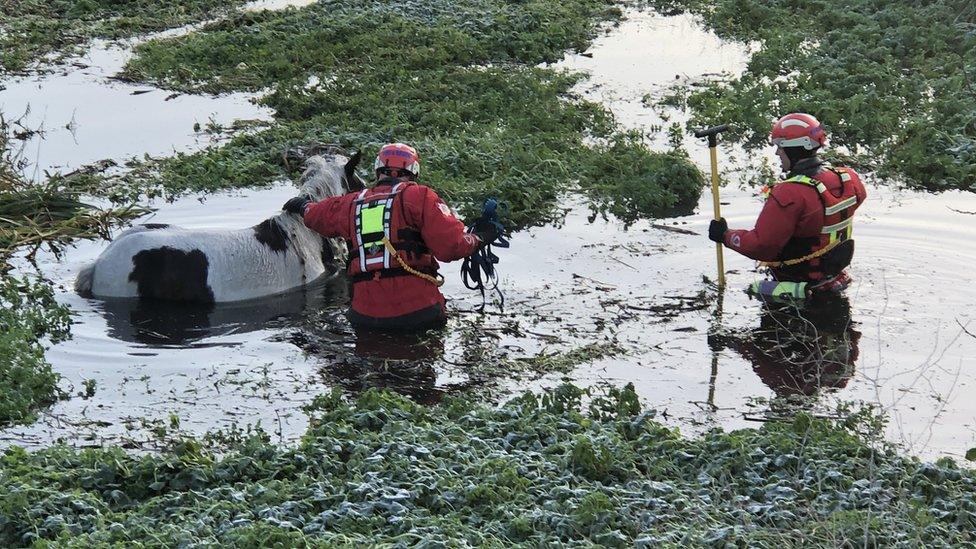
0, 276, 71, 426
0, 115, 141, 424
0, 0, 249, 74
0, 383, 974, 546
1, 118, 148, 262
649, 0, 976, 191
0, 179, 148, 262
102, 0, 704, 228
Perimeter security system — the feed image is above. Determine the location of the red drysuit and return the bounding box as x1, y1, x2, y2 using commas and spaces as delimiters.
304, 180, 480, 329
725, 162, 867, 283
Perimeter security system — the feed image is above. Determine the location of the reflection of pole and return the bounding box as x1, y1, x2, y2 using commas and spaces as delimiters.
707, 353, 719, 410
706, 286, 725, 412
695, 124, 731, 412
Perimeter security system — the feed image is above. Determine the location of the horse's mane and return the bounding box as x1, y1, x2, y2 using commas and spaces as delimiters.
298, 156, 345, 201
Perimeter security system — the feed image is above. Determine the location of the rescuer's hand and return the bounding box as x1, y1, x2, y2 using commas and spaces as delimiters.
708, 218, 728, 244
283, 195, 312, 216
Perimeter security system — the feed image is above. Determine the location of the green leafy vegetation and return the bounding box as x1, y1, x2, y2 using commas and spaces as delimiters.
0, 115, 142, 425
649, 0, 976, 191
0, 0, 249, 73
1, 383, 974, 546
0, 277, 71, 426
100, 0, 704, 228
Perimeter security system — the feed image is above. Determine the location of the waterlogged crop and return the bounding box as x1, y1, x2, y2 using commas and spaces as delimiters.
0, 384, 973, 546
650, 0, 976, 192
0, 0, 249, 73
103, 0, 704, 228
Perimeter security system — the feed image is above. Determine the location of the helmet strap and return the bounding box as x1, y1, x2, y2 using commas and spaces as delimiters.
784, 146, 817, 165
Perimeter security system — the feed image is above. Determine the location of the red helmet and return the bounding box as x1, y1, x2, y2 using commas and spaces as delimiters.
770, 113, 826, 150
374, 143, 420, 177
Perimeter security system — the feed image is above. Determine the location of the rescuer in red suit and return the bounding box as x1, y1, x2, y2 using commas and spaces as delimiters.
283, 144, 497, 331
708, 113, 868, 293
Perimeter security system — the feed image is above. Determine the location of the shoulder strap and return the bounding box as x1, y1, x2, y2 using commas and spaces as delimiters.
354, 185, 404, 272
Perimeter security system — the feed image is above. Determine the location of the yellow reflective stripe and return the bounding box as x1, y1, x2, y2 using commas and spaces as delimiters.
784, 175, 815, 186
773, 282, 808, 299
824, 196, 857, 215
360, 203, 386, 236
822, 217, 853, 234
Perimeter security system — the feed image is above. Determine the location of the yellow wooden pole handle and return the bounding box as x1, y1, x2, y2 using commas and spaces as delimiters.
708, 146, 725, 288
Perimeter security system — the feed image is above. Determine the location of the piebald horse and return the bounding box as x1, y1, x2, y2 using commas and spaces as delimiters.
76, 151, 364, 303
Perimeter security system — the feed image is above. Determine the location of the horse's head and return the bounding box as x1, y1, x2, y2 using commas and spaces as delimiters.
298, 149, 367, 201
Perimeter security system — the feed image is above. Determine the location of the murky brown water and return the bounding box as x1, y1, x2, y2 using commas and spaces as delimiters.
2, 10, 975, 460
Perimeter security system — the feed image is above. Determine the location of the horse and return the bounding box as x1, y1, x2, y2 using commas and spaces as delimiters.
76, 150, 365, 303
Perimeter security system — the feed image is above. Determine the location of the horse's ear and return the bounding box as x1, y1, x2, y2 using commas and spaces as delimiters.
344, 150, 366, 192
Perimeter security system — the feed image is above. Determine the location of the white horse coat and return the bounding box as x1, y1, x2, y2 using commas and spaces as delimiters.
76, 153, 362, 303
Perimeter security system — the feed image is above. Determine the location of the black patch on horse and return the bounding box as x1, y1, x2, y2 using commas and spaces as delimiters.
129, 247, 214, 303
253, 219, 289, 253
140, 223, 170, 230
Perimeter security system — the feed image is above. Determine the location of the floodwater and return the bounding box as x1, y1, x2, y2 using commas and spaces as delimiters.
2, 9, 975, 460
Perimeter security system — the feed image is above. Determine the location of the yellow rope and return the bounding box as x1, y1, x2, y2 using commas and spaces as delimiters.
381, 237, 444, 287
759, 239, 841, 268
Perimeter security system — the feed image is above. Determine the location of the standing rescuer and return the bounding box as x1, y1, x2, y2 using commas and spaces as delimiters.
283, 143, 498, 330
708, 113, 867, 298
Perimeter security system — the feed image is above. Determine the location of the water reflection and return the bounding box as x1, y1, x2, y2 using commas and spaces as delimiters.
289, 322, 451, 405
93, 274, 348, 346
349, 329, 447, 405
713, 293, 860, 398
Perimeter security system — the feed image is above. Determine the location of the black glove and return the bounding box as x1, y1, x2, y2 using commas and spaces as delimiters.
283, 195, 312, 216
708, 217, 728, 243
471, 217, 500, 247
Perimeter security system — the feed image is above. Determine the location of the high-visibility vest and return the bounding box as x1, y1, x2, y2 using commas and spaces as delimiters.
348, 182, 438, 282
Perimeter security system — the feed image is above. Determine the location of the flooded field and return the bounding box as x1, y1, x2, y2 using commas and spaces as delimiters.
2, 9, 975, 462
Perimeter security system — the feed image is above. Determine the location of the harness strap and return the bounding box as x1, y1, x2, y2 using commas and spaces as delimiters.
349, 266, 440, 283
825, 195, 858, 216
759, 239, 842, 268
381, 237, 444, 287
354, 184, 403, 272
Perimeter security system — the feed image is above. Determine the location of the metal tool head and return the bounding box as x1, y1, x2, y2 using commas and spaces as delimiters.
694, 124, 731, 147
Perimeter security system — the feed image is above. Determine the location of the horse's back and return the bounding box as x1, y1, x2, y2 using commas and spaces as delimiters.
88, 226, 221, 302
85, 222, 329, 302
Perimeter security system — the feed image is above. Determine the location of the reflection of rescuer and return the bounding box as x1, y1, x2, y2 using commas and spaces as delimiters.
282, 143, 499, 330
718, 293, 861, 398
709, 113, 868, 298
